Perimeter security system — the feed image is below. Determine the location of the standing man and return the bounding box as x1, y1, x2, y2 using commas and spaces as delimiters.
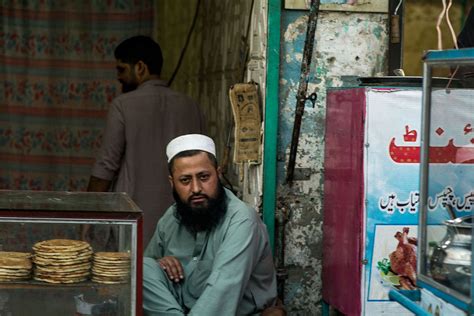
87, 36, 205, 246
457, 6, 474, 49
455, 7, 474, 85
143, 134, 280, 315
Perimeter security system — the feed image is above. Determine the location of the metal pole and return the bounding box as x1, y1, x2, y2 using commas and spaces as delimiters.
286, 0, 320, 184
418, 61, 432, 277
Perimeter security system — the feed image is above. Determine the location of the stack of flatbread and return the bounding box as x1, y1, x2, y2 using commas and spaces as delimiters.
32, 239, 92, 284
92, 252, 131, 284
0, 251, 33, 282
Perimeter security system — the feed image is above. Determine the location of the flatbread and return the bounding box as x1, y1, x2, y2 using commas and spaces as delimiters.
0, 275, 31, 282
0, 271, 31, 277
33, 239, 91, 252
32, 240, 93, 275
0, 255, 33, 281
34, 249, 92, 258
93, 260, 130, 267
92, 266, 129, 273
35, 270, 90, 278
92, 270, 129, 277
34, 257, 91, 267
94, 252, 130, 260
36, 263, 91, 273
91, 278, 127, 284
0, 257, 32, 269
33, 276, 88, 284
0, 251, 32, 259
91, 274, 129, 284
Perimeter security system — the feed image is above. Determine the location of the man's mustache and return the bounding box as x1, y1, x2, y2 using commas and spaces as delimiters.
188, 193, 208, 201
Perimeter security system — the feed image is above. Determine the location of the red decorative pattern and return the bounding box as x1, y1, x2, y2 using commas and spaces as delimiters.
0, 1, 155, 191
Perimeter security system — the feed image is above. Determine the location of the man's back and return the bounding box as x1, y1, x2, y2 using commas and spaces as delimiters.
91, 79, 204, 245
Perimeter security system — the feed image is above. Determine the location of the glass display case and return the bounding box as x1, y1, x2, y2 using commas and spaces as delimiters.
0, 190, 143, 316
418, 48, 474, 313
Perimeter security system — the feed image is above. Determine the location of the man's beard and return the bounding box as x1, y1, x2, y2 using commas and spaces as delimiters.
121, 80, 139, 93
120, 71, 139, 93
173, 182, 228, 233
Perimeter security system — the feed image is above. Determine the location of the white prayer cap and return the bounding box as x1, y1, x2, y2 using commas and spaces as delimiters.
166, 134, 216, 162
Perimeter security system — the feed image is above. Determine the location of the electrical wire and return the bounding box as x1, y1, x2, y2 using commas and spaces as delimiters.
221, 0, 256, 193
446, 0, 459, 49
394, 0, 403, 15
167, 0, 202, 87
443, 0, 460, 91
241, 0, 256, 82
436, 0, 447, 50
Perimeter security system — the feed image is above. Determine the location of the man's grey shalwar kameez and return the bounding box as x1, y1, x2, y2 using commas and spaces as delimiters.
143, 189, 277, 315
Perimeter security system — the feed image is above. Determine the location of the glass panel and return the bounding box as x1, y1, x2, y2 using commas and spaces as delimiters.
453, 64, 474, 88
0, 191, 141, 213
0, 221, 133, 252
0, 219, 135, 315
424, 64, 474, 300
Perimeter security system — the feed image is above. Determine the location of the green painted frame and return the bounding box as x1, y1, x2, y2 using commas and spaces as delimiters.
262, 0, 281, 253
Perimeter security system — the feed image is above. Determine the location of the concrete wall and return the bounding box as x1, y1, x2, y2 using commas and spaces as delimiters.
277, 9, 388, 315
155, 1, 474, 314
156, 1, 389, 314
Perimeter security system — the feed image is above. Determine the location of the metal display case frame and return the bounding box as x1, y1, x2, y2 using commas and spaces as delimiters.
418, 48, 474, 313
0, 190, 143, 316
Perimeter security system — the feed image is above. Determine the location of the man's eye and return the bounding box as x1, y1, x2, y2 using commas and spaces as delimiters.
180, 178, 191, 184
200, 174, 210, 181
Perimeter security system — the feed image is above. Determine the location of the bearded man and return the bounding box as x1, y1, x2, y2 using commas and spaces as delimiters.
143, 134, 279, 315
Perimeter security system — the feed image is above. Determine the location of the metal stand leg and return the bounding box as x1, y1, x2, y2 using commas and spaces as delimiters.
322, 300, 330, 316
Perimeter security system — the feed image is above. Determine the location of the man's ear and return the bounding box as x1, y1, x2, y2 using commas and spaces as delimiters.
216, 166, 222, 176
135, 61, 149, 80
168, 175, 174, 188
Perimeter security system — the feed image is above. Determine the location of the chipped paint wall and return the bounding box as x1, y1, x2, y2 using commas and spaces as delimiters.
156, 1, 389, 314
277, 10, 388, 314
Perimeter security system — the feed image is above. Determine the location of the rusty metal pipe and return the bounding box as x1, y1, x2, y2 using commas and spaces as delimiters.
286, 0, 320, 184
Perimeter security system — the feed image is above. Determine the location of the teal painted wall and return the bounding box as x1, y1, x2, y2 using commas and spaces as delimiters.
275, 8, 389, 314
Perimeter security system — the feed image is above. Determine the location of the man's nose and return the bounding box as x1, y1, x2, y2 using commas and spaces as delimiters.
190, 178, 202, 194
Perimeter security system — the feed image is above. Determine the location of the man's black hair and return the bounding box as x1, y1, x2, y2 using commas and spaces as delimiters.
168, 150, 218, 175
458, 7, 474, 49
114, 35, 163, 75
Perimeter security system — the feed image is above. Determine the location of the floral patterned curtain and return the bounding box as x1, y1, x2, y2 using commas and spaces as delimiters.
0, 1, 155, 191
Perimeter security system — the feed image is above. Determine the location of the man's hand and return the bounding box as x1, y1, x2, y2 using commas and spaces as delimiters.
261, 306, 286, 316
87, 176, 112, 192
158, 256, 184, 283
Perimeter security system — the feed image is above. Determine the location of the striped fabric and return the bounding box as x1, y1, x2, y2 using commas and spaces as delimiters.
0, 1, 155, 191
